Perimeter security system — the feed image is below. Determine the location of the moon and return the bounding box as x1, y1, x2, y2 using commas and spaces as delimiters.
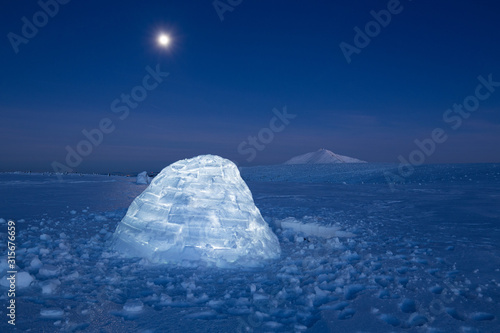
157, 34, 170, 47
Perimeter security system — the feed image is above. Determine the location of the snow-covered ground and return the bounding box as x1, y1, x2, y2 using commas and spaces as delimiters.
0, 164, 499, 332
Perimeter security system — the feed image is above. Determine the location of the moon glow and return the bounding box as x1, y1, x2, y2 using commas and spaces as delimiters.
158, 34, 170, 47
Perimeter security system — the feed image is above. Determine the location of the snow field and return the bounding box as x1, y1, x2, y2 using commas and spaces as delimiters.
1, 207, 497, 332
0, 165, 498, 332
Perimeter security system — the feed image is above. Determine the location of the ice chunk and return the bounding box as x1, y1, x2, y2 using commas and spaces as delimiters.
123, 299, 144, 312
40, 279, 61, 294
40, 308, 64, 318
30, 256, 43, 269
38, 265, 60, 278
136, 171, 149, 185
94, 215, 107, 222
113, 155, 280, 267
0, 271, 34, 289
0, 258, 8, 273
279, 217, 355, 238
19, 272, 35, 288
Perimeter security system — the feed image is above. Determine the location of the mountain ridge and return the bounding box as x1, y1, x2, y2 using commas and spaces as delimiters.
284, 149, 366, 164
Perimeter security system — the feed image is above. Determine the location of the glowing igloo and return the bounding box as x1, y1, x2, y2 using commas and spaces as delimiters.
112, 155, 280, 267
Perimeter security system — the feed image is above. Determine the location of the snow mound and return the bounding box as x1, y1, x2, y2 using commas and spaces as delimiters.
136, 171, 149, 185
112, 155, 281, 267
277, 217, 355, 238
284, 149, 366, 164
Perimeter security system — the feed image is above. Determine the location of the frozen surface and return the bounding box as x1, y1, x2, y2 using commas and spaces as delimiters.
113, 155, 280, 267
0, 164, 499, 332
277, 217, 356, 238
136, 171, 149, 185
284, 148, 366, 164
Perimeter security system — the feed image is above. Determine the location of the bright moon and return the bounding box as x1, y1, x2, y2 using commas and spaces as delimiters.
158, 34, 170, 47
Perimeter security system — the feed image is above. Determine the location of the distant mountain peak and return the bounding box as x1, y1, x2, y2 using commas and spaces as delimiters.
284, 149, 366, 165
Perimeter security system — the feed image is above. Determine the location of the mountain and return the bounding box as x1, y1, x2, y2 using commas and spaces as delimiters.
284, 149, 366, 164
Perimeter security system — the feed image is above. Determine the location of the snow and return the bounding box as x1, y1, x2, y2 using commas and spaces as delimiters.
113, 155, 281, 267
277, 216, 356, 238
17, 272, 35, 288
38, 265, 61, 278
40, 308, 64, 318
40, 279, 61, 294
136, 171, 149, 185
123, 299, 144, 312
0, 164, 499, 332
284, 148, 366, 164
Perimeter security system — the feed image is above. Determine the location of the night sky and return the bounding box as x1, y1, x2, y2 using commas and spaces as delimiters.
1, 0, 499, 173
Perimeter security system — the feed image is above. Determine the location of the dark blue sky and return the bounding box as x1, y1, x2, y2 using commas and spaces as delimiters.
1, 0, 499, 173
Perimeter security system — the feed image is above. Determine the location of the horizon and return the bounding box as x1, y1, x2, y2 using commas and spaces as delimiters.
3, 154, 500, 177
1, 1, 500, 173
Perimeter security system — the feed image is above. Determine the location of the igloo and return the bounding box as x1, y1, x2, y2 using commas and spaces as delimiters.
112, 155, 280, 267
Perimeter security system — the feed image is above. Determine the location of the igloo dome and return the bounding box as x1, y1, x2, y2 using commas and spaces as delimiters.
112, 155, 280, 267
